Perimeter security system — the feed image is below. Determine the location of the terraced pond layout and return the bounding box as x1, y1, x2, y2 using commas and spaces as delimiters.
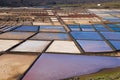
0, 8, 120, 80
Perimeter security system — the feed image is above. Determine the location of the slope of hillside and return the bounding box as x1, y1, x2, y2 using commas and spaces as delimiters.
0, 0, 120, 7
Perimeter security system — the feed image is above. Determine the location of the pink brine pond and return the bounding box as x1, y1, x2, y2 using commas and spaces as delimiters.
22, 54, 120, 80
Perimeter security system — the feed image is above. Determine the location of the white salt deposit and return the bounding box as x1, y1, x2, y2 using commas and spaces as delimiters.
46, 41, 81, 53
11, 40, 51, 52
0, 40, 21, 52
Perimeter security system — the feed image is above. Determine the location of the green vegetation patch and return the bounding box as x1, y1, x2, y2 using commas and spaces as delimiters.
64, 67, 120, 80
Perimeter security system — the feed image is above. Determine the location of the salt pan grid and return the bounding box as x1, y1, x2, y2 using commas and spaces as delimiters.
0, 9, 120, 54
1, 8, 120, 80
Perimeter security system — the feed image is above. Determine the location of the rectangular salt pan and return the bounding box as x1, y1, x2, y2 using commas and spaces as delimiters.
101, 32, 120, 40
71, 32, 103, 40
46, 40, 81, 53
105, 19, 120, 22
68, 25, 80, 28
0, 32, 35, 40
107, 24, 120, 31
70, 28, 80, 31
80, 25, 93, 28
107, 24, 117, 28
109, 40, 120, 50
39, 26, 66, 32
11, 40, 51, 52
68, 25, 80, 31
110, 27, 120, 32
94, 24, 109, 31
0, 40, 21, 52
77, 40, 113, 52
14, 26, 39, 32
81, 27, 95, 31
31, 33, 71, 40
0, 54, 37, 80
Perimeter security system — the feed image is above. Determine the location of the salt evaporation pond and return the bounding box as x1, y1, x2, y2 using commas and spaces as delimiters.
22, 54, 120, 80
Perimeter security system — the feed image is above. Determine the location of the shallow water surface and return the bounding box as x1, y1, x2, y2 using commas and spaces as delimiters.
22, 54, 120, 80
